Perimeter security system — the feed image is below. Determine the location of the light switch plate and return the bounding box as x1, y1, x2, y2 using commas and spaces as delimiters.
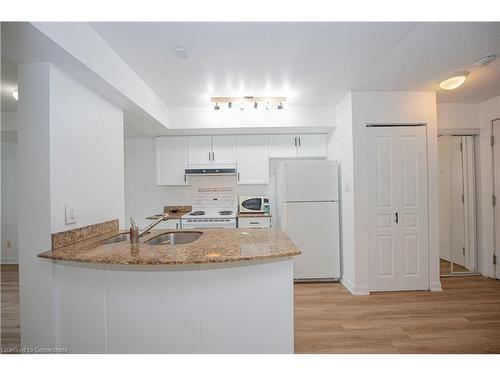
65, 204, 76, 224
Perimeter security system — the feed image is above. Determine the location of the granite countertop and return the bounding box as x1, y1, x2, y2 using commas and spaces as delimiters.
145, 205, 192, 220
37, 228, 300, 266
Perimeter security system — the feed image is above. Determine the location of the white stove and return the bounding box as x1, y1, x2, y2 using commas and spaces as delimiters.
181, 189, 237, 229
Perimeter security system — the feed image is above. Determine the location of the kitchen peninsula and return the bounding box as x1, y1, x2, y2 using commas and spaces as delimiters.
38, 227, 300, 354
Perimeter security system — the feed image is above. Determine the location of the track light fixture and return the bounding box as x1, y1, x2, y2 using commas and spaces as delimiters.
211, 96, 286, 111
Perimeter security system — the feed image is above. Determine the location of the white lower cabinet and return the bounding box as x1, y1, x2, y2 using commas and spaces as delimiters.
238, 217, 271, 228
237, 135, 269, 184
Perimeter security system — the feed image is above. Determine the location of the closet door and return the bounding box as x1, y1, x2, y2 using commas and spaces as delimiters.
368, 126, 429, 291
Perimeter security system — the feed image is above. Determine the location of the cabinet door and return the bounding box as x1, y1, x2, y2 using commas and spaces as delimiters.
187, 136, 212, 166
269, 135, 298, 158
211, 135, 237, 166
296, 134, 327, 158
237, 135, 269, 184
156, 137, 189, 185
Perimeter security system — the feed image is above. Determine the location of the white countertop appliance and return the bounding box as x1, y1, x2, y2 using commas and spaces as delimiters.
181, 188, 237, 229
239, 196, 269, 213
276, 160, 340, 280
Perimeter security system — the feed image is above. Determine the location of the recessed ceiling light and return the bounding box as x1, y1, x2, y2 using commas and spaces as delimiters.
12, 90, 18, 101
475, 55, 496, 66
174, 47, 190, 60
439, 72, 469, 91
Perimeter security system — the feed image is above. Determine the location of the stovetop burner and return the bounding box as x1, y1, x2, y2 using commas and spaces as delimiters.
189, 210, 206, 216
218, 210, 234, 216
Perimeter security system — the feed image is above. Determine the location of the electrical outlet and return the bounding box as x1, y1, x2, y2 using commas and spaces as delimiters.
6, 240, 12, 248
65, 204, 77, 224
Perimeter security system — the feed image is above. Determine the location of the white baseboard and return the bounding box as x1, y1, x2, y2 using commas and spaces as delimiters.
340, 275, 370, 296
430, 281, 443, 292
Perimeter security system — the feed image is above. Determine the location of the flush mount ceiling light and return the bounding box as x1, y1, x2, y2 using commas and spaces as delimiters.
12, 90, 18, 101
173, 47, 191, 60
439, 72, 469, 91
211, 96, 286, 110
475, 54, 496, 66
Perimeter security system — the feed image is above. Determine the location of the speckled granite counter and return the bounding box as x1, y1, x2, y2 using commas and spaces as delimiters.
38, 228, 300, 265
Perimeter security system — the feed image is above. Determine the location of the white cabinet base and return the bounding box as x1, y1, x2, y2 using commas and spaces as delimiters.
51, 259, 294, 353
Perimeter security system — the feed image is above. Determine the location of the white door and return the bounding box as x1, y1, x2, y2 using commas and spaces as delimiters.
368, 126, 429, 291
283, 201, 340, 279
296, 134, 327, 158
156, 137, 189, 185
269, 135, 298, 158
450, 136, 466, 268
493, 119, 500, 280
211, 135, 237, 166
236, 135, 269, 184
187, 136, 212, 167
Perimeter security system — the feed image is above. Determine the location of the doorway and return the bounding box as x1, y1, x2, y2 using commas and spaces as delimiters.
438, 135, 477, 276
367, 125, 429, 291
493, 119, 500, 280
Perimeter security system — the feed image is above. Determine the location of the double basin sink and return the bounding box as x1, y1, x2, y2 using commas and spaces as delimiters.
103, 231, 202, 246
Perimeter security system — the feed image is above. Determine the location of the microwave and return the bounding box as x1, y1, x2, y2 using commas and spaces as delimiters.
239, 196, 269, 213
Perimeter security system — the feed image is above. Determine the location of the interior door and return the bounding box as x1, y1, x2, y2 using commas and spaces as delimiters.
451, 136, 466, 268
493, 119, 500, 280
211, 135, 237, 166
368, 126, 429, 291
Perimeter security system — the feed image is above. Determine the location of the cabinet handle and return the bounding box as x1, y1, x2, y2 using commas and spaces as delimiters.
208, 151, 211, 161
212, 151, 215, 161
394, 212, 399, 224
237, 172, 240, 181
298, 137, 301, 146
294, 137, 297, 147
184, 174, 187, 182
250, 222, 259, 225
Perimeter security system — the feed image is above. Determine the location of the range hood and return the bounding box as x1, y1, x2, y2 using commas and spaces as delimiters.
185, 168, 237, 176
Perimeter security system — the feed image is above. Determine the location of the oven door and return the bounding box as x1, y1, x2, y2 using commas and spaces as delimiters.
239, 197, 264, 213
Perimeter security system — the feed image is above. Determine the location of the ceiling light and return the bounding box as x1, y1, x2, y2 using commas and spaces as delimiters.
439, 72, 469, 91
475, 55, 496, 67
173, 47, 190, 60
210, 96, 287, 110
12, 90, 18, 101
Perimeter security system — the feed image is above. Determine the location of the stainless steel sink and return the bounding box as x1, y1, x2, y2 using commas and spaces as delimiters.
146, 231, 203, 245
102, 233, 130, 244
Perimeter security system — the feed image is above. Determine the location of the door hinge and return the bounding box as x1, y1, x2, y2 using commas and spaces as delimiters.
460, 142, 463, 151
463, 246, 466, 256
462, 194, 465, 203
491, 135, 495, 147
493, 195, 497, 206
494, 254, 497, 265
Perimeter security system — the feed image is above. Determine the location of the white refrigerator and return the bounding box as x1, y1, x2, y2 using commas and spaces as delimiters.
276, 160, 340, 280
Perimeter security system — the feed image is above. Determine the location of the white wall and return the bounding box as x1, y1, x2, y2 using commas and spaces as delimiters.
49, 67, 125, 232
166, 105, 336, 130
17, 63, 126, 348
125, 138, 278, 229
327, 94, 355, 292
437, 103, 480, 131
1, 112, 18, 263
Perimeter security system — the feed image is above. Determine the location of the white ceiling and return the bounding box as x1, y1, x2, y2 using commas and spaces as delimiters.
90, 22, 500, 106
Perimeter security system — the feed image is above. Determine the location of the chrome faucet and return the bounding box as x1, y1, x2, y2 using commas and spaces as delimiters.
129, 213, 170, 243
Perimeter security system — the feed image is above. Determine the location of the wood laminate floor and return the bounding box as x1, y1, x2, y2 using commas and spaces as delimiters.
2, 265, 500, 353
440, 258, 471, 275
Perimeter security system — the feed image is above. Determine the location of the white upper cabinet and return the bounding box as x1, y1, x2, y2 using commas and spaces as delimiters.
269, 135, 298, 158
187, 136, 212, 166
269, 134, 326, 159
211, 135, 237, 166
296, 134, 327, 158
156, 137, 190, 186
237, 135, 269, 184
